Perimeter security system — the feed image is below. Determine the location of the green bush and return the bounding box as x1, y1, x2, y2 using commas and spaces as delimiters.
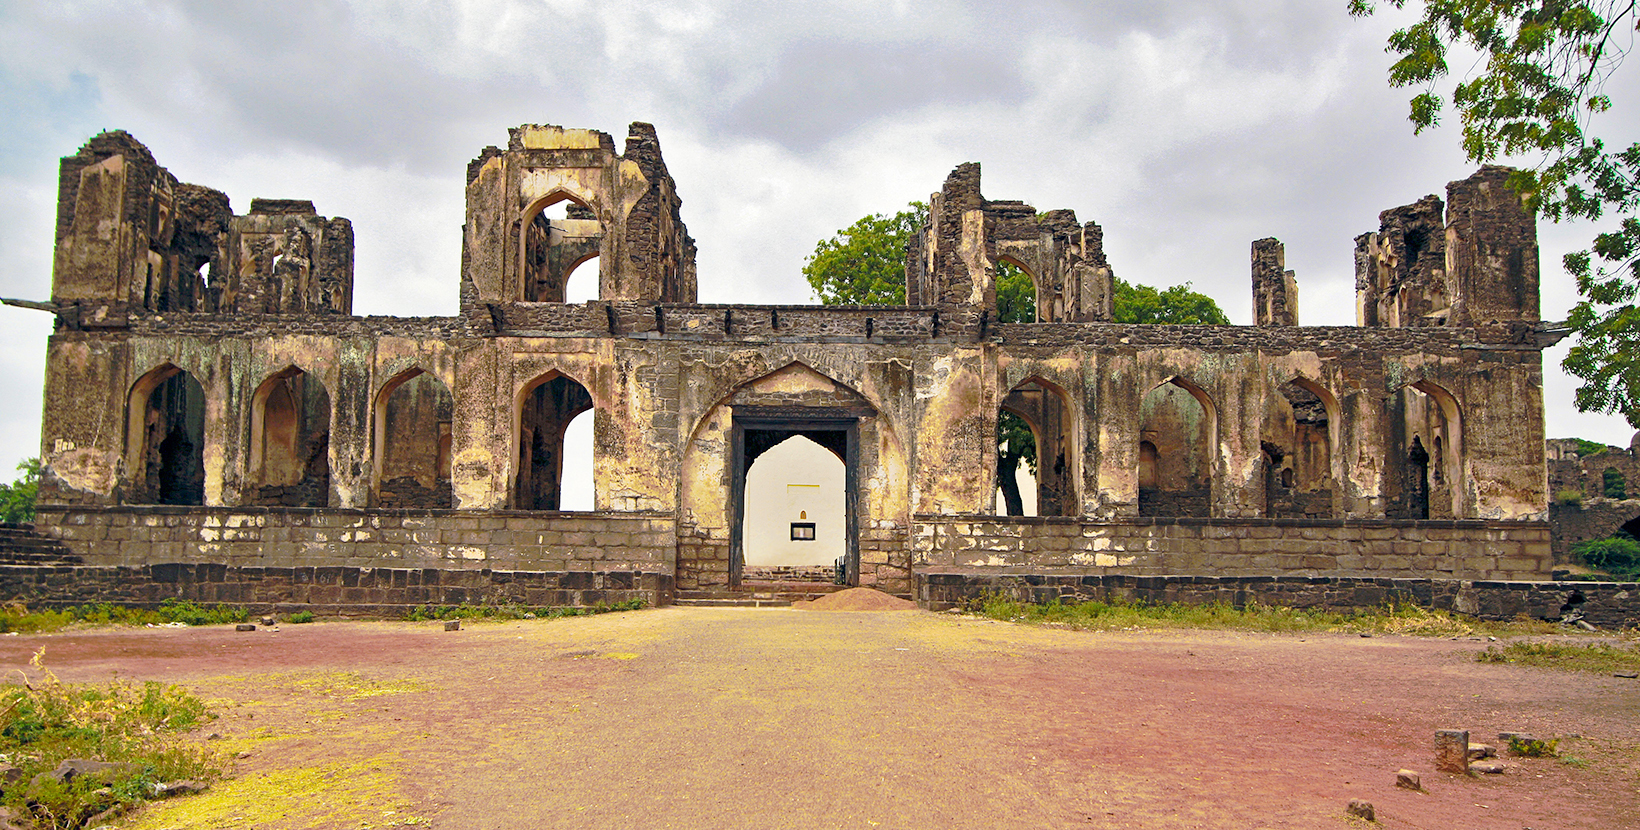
1508, 736, 1560, 757
287, 610, 316, 624
1554, 489, 1585, 506
0, 458, 39, 524
0, 600, 249, 634
0, 651, 222, 825
1571, 536, 1640, 579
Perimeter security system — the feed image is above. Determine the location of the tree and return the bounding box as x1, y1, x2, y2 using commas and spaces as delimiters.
1350, 1, 1640, 425
803, 203, 927, 305
0, 458, 40, 524
804, 208, 1228, 514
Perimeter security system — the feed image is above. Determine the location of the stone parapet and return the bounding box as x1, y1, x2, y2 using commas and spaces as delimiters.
914, 572, 1640, 628
0, 563, 671, 614
911, 515, 1552, 581
34, 506, 676, 573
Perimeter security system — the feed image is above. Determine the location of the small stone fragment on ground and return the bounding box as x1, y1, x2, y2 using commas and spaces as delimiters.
1614, 671, 1638, 679
260, 616, 275, 626
152, 779, 207, 798
0, 763, 21, 788
444, 620, 461, 631
1435, 730, 1471, 773
1470, 760, 1506, 774
1468, 742, 1496, 760
1395, 769, 1421, 790
235, 623, 256, 632
1346, 799, 1375, 821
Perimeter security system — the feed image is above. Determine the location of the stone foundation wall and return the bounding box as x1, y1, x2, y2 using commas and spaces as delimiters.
911, 515, 1552, 581
915, 572, 1640, 628
34, 506, 676, 573
0, 563, 670, 616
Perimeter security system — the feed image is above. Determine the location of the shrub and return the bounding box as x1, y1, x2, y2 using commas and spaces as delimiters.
0, 651, 222, 825
1508, 736, 1559, 757
0, 458, 39, 524
1554, 489, 1584, 507
1571, 536, 1640, 579
287, 610, 316, 624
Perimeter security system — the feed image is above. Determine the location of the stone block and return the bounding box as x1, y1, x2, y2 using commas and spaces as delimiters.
1435, 730, 1470, 774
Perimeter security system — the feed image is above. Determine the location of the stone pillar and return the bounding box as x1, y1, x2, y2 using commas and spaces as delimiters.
1251, 238, 1298, 326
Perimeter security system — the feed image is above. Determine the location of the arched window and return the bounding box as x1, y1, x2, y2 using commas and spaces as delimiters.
249, 367, 330, 507
126, 365, 206, 506
1266, 378, 1339, 518
1392, 381, 1461, 519
1138, 378, 1215, 518
515, 372, 594, 510
995, 257, 1038, 323
373, 369, 454, 508
521, 194, 602, 302
994, 377, 1076, 517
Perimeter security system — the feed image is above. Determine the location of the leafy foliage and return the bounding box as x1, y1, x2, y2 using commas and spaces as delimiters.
1111, 277, 1232, 324
803, 203, 927, 305
1603, 465, 1628, 497
1571, 534, 1640, 576
1565, 436, 1617, 455
1351, 1, 1640, 424
1508, 735, 1561, 757
0, 651, 222, 827
1, 458, 40, 524
0, 600, 249, 634
1476, 639, 1640, 672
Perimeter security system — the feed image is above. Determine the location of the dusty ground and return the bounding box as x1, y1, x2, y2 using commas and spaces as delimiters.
0, 607, 1636, 830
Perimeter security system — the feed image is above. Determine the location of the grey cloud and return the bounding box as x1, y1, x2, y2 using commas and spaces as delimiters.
715, 39, 1028, 151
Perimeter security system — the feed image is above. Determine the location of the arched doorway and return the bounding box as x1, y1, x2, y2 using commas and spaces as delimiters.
126, 365, 205, 506
1138, 377, 1216, 518
521, 193, 602, 302
249, 367, 331, 507
515, 372, 594, 510
742, 434, 847, 580
373, 369, 454, 508
732, 410, 859, 587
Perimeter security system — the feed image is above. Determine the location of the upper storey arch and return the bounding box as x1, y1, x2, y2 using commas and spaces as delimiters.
462, 123, 697, 311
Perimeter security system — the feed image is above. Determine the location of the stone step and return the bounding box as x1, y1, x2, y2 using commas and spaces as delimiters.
672, 597, 793, 608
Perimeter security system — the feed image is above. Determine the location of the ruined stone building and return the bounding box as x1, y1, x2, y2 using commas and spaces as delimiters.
11, 122, 1589, 617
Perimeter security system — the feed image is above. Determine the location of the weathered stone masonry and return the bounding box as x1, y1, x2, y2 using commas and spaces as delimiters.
16, 122, 1593, 616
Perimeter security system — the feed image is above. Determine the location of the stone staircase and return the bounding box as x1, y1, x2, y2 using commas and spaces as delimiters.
0, 523, 82, 566
674, 567, 851, 607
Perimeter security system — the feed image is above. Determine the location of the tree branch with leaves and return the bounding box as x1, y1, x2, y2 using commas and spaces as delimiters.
1351, 0, 1640, 423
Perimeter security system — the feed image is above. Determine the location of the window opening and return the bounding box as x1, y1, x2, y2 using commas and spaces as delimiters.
516, 373, 593, 510
523, 196, 602, 302
375, 370, 454, 508
1138, 379, 1213, 517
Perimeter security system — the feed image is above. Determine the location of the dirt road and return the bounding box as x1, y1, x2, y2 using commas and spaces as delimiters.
2, 607, 1636, 829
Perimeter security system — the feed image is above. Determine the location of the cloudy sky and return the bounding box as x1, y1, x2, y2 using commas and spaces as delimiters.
1, 0, 1636, 479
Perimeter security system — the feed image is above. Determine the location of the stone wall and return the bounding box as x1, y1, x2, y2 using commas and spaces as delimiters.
911, 515, 1552, 581
1548, 500, 1640, 563
0, 563, 669, 616
915, 572, 1640, 628
35, 506, 675, 573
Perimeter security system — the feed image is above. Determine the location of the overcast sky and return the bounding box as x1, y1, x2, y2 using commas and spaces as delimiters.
1, 0, 1635, 480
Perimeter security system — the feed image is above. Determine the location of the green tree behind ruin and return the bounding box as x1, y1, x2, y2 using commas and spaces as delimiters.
0, 458, 39, 524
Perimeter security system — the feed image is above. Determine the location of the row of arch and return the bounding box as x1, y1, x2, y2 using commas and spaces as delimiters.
125, 364, 594, 511
993, 373, 1462, 520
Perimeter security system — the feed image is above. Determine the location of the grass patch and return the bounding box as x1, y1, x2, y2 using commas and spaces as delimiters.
1474, 641, 1640, 673
965, 594, 1554, 637
0, 650, 223, 828
404, 598, 646, 622
1508, 736, 1560, 757
122, 757, 429, 830
0, 600, 249, 634
284, 611, 315, 624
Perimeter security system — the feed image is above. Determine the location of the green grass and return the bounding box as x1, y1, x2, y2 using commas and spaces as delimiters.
1475, 640, 1640, 673
0, 599, 250, 634
404, 598, 647, 622
967, 594, 1558, 637
0, 651, 223, 828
